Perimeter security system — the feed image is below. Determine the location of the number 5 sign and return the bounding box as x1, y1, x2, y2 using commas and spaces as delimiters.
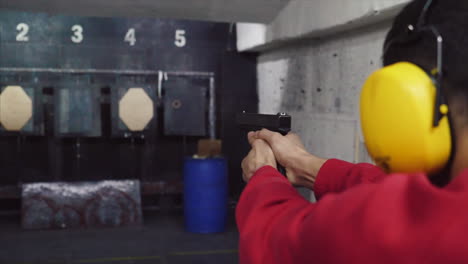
174, 29, 186, 48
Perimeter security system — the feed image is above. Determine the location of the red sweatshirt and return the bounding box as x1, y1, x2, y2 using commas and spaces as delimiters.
236, 159, 468, 264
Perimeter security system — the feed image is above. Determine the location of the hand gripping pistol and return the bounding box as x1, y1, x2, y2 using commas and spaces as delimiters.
236, 112, 292, 176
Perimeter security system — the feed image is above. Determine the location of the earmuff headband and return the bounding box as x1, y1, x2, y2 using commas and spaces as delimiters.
430, 26, 446, 127
384, 0, 447, 127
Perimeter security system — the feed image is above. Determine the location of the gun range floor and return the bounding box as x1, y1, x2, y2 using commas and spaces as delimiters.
0, 208, 239, 264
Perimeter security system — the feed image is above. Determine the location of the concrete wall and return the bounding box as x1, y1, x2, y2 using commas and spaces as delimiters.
257, 23, 391, 166
256, 21, 396, 200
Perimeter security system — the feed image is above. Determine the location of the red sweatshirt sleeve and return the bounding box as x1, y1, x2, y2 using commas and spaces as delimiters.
313, 159, 387, 199
236, 160, 468, 264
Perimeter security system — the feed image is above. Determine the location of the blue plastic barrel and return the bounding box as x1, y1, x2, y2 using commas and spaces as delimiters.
183, 157, 228, 233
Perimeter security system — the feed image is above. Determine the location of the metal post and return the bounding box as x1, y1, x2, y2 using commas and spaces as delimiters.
208, 76, 216, 139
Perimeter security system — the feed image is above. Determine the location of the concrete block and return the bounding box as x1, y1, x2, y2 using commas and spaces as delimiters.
22, 180, 142, 230
237, 23, 267, 52
238, 0, 408, 51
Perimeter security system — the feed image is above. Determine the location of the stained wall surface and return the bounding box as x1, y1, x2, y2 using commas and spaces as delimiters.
256, 22, 396, 199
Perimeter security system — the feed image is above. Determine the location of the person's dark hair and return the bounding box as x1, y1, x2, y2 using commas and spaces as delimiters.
383, 0, 468, 103
383, 0, 468, 186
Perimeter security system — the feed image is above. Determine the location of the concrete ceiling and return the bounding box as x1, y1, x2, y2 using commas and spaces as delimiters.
0, 0, 290, 23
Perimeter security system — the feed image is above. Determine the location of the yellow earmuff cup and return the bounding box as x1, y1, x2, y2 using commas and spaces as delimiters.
360, 62, 451, 174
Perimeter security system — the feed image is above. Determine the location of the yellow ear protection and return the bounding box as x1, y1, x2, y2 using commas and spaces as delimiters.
360, 0, 452, 174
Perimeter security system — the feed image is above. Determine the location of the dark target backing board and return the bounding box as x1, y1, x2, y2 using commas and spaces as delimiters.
0, 10, 258, 200
0, 11, 230, 71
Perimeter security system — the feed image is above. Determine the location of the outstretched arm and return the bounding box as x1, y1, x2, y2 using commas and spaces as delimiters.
314, 158, 387, 199
253, 129, 386, 194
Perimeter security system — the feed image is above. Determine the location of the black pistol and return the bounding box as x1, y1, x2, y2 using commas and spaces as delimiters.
236, 112, 292, 176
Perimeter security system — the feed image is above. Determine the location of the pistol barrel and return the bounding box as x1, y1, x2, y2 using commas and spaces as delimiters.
236, 112, 292, 135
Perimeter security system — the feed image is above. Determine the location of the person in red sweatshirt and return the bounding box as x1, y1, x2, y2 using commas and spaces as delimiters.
236, 1, 468, 263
